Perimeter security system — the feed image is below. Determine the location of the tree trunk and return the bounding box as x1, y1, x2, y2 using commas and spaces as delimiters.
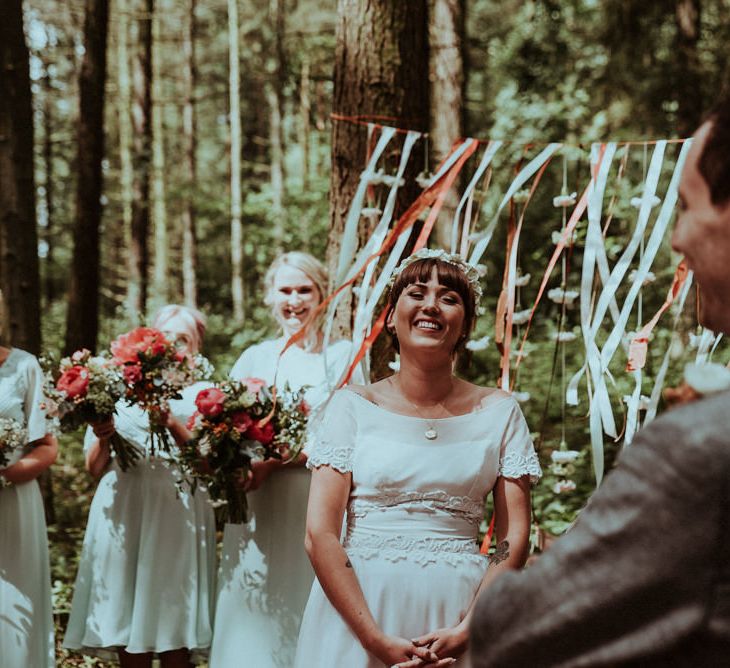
229, 0, 244, 323
128, 0, 153, 317
117, 0, 136, 318
328, 0, 429, 376
41, 61, 55, 306
675, 0, 702, 138
150, 1, 168, 308
64, 0, 109, 354
268, 0, 287, 245
181, 0, 198, 308
299, 56, 311, 191
429, 0, 465, 250
0, 0, 41, 353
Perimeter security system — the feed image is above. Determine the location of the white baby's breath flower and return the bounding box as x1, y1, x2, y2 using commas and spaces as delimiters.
550, 450, 580, 464
547, 288, 579, 306
630, 195, 661, 209
552, 480, 577, 494
628, 269, 656, 286
514, 273, 531, 287
553, 331, 577, 343
512, 189, 531, 205
552, 192, 577, 208
512, 309, 532, 326
465, 335, 491, 352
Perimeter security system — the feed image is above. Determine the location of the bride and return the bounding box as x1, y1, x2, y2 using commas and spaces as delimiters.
295, 249, 541, 667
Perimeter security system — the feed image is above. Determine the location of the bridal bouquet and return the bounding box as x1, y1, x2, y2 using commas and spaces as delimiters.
0, 417, 27, 469
41, 349, 143, 471
179, 378, 310, 523
111, 327, 211, 456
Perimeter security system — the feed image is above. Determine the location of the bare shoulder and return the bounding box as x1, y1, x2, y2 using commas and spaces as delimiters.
344, 379, 390, 404
455, 380, 512, 409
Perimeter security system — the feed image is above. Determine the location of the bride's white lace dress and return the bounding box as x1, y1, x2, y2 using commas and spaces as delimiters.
294, 388, 541, 667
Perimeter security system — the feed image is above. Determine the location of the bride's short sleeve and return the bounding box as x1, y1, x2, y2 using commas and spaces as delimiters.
306, 390, 357, 474
498, 400, 542, 484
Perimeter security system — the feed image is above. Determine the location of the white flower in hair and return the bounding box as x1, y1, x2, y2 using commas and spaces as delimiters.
389, 248, 483, 301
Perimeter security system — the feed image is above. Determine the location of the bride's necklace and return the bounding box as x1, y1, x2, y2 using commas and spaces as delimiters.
390, 376, 453, 441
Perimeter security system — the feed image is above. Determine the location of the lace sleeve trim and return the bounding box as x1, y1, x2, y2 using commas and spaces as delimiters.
306, 443, 353, 473
499, 450, 542, 484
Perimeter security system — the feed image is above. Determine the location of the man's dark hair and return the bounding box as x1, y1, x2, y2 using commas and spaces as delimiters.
699, 100, 730, 206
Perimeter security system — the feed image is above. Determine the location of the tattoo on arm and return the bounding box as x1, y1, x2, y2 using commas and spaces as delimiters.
345, 559, 352, 568
488, 540, 510, 566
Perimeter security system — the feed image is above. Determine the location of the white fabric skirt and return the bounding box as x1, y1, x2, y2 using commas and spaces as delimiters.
209, 466, 314, 668
63, 460, 216, 661
294, 552, 486, 667
0, 480, 55, 668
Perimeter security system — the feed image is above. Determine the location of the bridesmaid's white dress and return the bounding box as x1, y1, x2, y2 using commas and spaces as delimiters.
63, 382, 217, 662
0, 348, 55, 668
209, 338, 357, 668
294, 388, 542, 667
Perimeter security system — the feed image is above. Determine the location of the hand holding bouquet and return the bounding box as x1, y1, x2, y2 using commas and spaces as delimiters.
111, 327, 211, 456
0, 417, 28, 469
42, 349, 143, 471
179, 378, 309, 523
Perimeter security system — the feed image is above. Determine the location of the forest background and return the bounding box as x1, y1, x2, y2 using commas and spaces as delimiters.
1, 0, 730, 663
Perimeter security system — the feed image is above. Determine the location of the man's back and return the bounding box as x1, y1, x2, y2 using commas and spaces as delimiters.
470, 390, 730, 667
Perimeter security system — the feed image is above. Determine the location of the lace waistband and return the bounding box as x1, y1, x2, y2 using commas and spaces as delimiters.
344, 531, 484, 567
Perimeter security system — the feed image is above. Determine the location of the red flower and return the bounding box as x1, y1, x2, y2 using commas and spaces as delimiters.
123, 364, 143, 384
111, 327, 170, 365
186, 412, 200, 430
231, 411, 253, 433
56, 366, 90, 399
247, 419, 275, 446
243, 377, 267, 396
195, 387, 226, 418
299, 400, 311, 416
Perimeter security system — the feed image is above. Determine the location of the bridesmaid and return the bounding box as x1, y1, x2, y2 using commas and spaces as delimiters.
0, 335, 58, 668
63, 305, 216, 667
210, 251, 360, 668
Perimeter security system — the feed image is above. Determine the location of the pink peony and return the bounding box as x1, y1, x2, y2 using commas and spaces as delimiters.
195, 387, 226, 418
56, 366, 90, 399
247, 419, 275, 446
231, 411, 253, 433
243, 377, 267, 396
111, 327, 170, 365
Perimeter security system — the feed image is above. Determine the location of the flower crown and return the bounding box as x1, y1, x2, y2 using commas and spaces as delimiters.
388, 248, 483, 302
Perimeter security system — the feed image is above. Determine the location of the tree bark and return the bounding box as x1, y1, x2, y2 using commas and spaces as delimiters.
429, 0, 465, 250
0, 0, 41, 353
299, 56, 311, 191
64, 0, 109, 354
150, 1, 168, 309
181, 0, 198, 308
128, 0, 153, 317
229, 0, 244, 323
268, 0, 287, 246
41, 60, 55, 306
328, 0, 429, 377
675, 0, 702, 138
117, 0, 136, 318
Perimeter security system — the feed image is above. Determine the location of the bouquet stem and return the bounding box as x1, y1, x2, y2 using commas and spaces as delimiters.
108, 432, 143, 472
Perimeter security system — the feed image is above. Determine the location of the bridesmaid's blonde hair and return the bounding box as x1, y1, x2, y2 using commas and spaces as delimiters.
151, 304, 207, 353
